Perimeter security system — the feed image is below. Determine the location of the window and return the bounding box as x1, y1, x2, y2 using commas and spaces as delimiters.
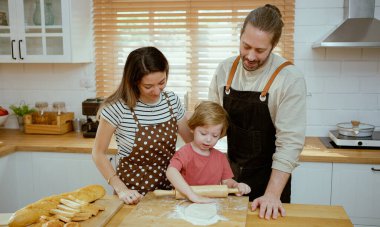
93, 0, 294, 110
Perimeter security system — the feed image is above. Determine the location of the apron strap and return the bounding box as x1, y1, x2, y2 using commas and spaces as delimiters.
260, 61, 293, 99
225, 56, 240, 94
130, 92, 176, 125
162, 92, 175, 117
130, 108, 139, 124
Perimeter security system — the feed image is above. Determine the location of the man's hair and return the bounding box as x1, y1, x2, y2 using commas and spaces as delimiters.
188, 101, 229, 137
241, 4, 284, 46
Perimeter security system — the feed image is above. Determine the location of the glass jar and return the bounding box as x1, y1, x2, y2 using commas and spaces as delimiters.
35, 101, 49, 124
52, 102, 66, 115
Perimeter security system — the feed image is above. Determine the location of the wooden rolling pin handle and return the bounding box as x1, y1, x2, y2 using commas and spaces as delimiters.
228, 188, 240, 194
153, 189, 175, 197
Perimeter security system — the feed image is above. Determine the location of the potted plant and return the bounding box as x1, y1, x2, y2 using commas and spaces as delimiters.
9, 103, 36, 131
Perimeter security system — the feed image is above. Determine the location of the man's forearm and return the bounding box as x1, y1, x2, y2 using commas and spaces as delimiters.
264, 169, 290, 198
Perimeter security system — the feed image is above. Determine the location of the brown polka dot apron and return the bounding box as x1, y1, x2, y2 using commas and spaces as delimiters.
116, 92, 178, 195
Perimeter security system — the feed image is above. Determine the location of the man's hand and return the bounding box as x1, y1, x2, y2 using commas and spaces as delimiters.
251, 192, 286, 220
250, 169, 290, 220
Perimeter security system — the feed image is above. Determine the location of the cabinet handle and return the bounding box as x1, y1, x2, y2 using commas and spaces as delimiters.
18, 40, 24, 60
371, 167, 380, 172
11, 40, 16, 60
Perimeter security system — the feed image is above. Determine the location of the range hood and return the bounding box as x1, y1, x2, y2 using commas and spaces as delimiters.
313, 0, 380, 48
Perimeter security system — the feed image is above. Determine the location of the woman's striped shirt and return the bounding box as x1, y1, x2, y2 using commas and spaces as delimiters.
100, 91, 185, 157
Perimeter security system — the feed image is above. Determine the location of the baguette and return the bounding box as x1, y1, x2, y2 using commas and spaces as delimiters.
8, 185, 106, 227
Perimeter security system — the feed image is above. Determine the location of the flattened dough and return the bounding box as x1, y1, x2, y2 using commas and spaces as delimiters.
184, 203, 217, 220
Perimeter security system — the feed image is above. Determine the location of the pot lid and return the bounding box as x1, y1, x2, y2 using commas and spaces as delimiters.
337, 121, 375, 130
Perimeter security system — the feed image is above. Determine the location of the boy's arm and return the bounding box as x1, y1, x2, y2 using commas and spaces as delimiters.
166, 167, 214, 203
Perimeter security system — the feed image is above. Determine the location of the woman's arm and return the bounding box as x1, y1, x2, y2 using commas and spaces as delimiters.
92, 117, 142, 204
177, 114, 193, 143
166, 167, 214, 203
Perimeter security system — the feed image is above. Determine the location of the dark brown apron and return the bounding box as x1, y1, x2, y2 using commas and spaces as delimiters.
116, 92, 178, 195
223, 56, 293, 202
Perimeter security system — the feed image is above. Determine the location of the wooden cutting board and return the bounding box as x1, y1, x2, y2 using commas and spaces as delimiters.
80, 195, 123, 227
1, 196, 123, 227
120, 192, 249, 226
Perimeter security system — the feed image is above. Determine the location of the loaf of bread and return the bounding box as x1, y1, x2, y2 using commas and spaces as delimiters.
8, 185, 106, 227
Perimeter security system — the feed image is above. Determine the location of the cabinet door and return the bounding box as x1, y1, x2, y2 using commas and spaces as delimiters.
291, 162, 332, 205
331, 163, 380, 226
0, 0, 18, 61
17, 0, 68, 62
11, 152, 114, 210
1, 0, 91, 63
0, 154, 18, 213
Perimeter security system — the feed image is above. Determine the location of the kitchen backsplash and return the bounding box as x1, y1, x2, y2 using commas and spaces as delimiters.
0, 0, 379, 136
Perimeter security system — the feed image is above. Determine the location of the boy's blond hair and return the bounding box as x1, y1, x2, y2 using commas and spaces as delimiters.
188, 101, 229, 137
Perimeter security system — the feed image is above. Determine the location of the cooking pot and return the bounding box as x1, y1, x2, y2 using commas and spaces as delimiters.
337, 120, 375, 137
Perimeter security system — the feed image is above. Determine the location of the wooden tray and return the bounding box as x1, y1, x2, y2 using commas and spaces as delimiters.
24, 112, 74, 135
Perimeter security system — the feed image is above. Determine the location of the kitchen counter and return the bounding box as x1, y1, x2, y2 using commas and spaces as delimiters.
0, 195, 353, 227
0, 129, 117, 157
107, 200, 352, 226
0, 129, 379, 164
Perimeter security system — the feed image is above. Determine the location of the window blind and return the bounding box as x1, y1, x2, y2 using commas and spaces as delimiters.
93, 0, 294, 110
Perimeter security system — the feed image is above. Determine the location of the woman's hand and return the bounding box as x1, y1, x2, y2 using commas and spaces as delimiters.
235, 183, 251, 196
117, 189, 143, 205
112, 177, 143, 205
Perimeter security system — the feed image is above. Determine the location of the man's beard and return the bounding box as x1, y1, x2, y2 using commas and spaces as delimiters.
241, 56, 267, 71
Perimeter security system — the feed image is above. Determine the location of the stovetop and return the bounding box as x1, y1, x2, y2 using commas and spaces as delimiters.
319, 130, 380, 149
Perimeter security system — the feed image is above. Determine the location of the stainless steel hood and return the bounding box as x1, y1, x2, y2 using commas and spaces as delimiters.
313, 0, 380, 48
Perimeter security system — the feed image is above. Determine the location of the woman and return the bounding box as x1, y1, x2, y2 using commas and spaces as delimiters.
92, 46, 192, 205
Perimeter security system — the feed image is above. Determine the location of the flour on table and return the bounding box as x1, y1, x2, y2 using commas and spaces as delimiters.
168, 203, 228, 226
185, 203, 217, 220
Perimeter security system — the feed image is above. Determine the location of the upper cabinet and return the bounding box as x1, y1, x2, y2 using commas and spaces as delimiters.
0, 0, 92, 63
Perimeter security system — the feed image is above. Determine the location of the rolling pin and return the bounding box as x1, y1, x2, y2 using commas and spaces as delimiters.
153, 185, 239, 199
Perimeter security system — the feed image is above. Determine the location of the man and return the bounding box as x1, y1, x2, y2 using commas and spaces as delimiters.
208, 4, 306, 220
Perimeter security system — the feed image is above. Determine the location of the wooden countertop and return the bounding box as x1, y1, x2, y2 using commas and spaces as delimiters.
0, 129, 118, 157
300, 137, 380, 164
106, 200, 353, 226
0, 129, 379, 164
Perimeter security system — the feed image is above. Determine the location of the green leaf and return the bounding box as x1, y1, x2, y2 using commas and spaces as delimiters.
9, 104, 36, 117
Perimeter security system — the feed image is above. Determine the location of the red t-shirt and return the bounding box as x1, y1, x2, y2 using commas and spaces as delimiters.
169, 143, 234, 185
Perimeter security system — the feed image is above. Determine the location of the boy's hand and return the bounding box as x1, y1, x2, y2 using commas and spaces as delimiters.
188, 193, 216, 204
235, 183, 251, 196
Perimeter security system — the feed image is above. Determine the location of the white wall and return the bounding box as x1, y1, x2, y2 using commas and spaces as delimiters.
0, 63, 96, 128
295, 0, 380, 136
0, 0, 379, 136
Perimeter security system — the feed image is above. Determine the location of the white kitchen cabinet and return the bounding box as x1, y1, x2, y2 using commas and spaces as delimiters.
0, 0, 92, 63
291, 162, 332, 205
0, 154, 18, 213
331, 163, 380, 226
0, 151, 115, 213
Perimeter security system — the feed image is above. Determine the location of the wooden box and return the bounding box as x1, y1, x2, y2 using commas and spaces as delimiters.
24, 112, 74, 134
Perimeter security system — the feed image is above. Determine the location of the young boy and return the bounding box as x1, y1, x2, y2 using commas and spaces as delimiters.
166, 101, 251, 203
